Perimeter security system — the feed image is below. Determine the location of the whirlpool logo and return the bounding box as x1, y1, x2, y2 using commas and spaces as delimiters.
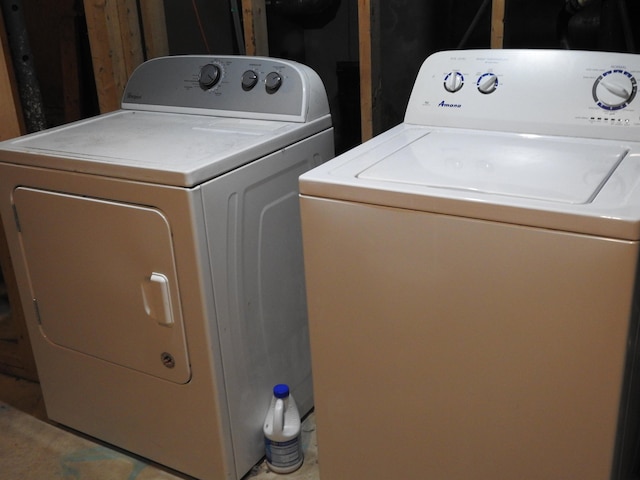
438, 100, 462, 108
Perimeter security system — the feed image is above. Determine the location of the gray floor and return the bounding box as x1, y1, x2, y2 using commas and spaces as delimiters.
0, 372, 320, 480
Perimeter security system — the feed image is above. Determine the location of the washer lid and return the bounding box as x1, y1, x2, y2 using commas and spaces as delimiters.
300, 125, 640, 239
358, 130, 627, 204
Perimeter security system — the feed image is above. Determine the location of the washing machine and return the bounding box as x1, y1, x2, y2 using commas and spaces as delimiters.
0, 55, 333, 480
299, 49, 640, 479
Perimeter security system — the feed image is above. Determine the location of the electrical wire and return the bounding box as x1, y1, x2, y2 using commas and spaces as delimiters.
191, 0, 211, 53
457, 0, 492, 49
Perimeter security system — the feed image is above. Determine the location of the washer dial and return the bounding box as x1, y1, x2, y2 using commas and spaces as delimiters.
477, 73, 498, 94
199, 63, 223, 90
593, 69, 637, 110
444, 71, 464, 93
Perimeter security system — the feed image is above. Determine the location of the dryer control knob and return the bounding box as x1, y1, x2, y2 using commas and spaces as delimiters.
593, 70, 637, 110
242, 70, 259, 91
444, 71, 464, 93
265, 72, 283, 94
199, 63, 222, 90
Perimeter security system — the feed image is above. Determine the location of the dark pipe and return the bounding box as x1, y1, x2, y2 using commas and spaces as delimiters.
0, 0, 46, 132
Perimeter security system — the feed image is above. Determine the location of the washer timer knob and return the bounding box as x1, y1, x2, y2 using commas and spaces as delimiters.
593, 69, 637, 110
444, 71, 464, 93
199, 63, 222, 90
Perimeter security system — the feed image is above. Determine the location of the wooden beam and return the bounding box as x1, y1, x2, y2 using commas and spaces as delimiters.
83, 0, 144, 113
358, 0, 380, 142
139, 0, 169, 59
491, 0, 506, 48
0, 7, 24, 140
241, 0, 268, 56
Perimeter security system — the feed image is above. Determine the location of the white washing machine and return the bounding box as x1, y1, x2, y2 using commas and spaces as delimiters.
300, 49, 640, 479
0, 55, 333, 480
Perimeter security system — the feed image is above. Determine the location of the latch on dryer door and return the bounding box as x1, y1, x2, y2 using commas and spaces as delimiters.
141, 273, 175, 327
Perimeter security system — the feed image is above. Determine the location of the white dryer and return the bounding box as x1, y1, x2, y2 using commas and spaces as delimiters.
0, 55, 333, 480
300, 50, 640, 479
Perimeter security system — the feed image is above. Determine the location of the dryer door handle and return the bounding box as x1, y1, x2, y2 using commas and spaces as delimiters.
141, 273, 175, 327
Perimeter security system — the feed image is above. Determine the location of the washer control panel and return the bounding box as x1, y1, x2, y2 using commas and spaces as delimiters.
122, 55, 330, 122
405, 49, 640, 141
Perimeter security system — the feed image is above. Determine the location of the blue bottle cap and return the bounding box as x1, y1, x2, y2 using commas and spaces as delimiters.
273, 384, 290, 398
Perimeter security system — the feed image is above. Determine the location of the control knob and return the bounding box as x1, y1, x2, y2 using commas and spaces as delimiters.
265, 72, 283, 94
477, 73, 498, 94
199, 63, 222, 90
242, 70, 259, 91
593, 69, 637, 110
444, 71, 464, 93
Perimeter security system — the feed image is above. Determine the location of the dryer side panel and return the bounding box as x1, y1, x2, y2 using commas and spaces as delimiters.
202, 128, 333, 476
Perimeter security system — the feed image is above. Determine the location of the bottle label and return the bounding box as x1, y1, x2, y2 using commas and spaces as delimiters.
265, 435, 302, 468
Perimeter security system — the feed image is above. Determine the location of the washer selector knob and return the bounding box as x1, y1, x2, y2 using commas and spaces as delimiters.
477, 73, 498, 94
241, 70, 259, 91
199, 63, 222, 90
265, 72, 283, 94
593, 69, 637, 110
444, 71, 464, 93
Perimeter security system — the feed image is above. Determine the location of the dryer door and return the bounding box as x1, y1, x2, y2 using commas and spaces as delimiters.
13, 187, 191, 384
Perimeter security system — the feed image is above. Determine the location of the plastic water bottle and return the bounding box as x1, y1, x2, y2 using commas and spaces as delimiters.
263, 384, 303, 473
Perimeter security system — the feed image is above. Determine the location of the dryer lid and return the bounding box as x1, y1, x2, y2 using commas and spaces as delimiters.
0, 110, 329, 187
357, 130, 627, 205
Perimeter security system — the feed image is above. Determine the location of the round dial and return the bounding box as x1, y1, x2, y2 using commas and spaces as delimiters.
265, 72, 283, 94
199, 63, 222, 90
477, 73, 498, 94
593, 69, 637, 110
241, 70, 258, 91
444, 71, 464, 93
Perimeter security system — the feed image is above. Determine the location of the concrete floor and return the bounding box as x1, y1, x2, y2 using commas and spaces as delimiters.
0, 372, 320, 480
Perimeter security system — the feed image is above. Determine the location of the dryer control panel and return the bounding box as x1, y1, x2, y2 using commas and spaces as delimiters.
121, 55, 330, 123
405, 49, 640, 141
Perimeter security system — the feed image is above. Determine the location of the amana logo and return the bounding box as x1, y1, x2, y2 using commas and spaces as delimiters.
438, 100, 462, 108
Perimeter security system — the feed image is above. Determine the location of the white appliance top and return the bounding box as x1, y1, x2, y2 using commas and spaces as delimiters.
0, 55, 331, 187
300, 49, 640, 240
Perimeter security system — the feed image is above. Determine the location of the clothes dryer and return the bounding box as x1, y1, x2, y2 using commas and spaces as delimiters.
0, 55, 333, 480
300, 49, 640, 480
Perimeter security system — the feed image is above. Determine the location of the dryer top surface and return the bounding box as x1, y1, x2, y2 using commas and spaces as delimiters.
0, 110, 329, 187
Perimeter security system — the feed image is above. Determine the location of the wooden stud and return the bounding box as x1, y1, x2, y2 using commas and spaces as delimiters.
491, 0, 506, 48
358, 0, 380, 142
0, 7, 24, 140
241, 0, 268, 56
83, 0, 144, 113
139, 0, 169, 59
59, 13, 82, 123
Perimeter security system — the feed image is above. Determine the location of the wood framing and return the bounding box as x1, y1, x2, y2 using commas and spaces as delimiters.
358, 0, 380, 142
139, 0, 169, 59
241, 0, 268, 56
0, 8, 24, 140
83, 0, 144, 113
491, 0, 506, 48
